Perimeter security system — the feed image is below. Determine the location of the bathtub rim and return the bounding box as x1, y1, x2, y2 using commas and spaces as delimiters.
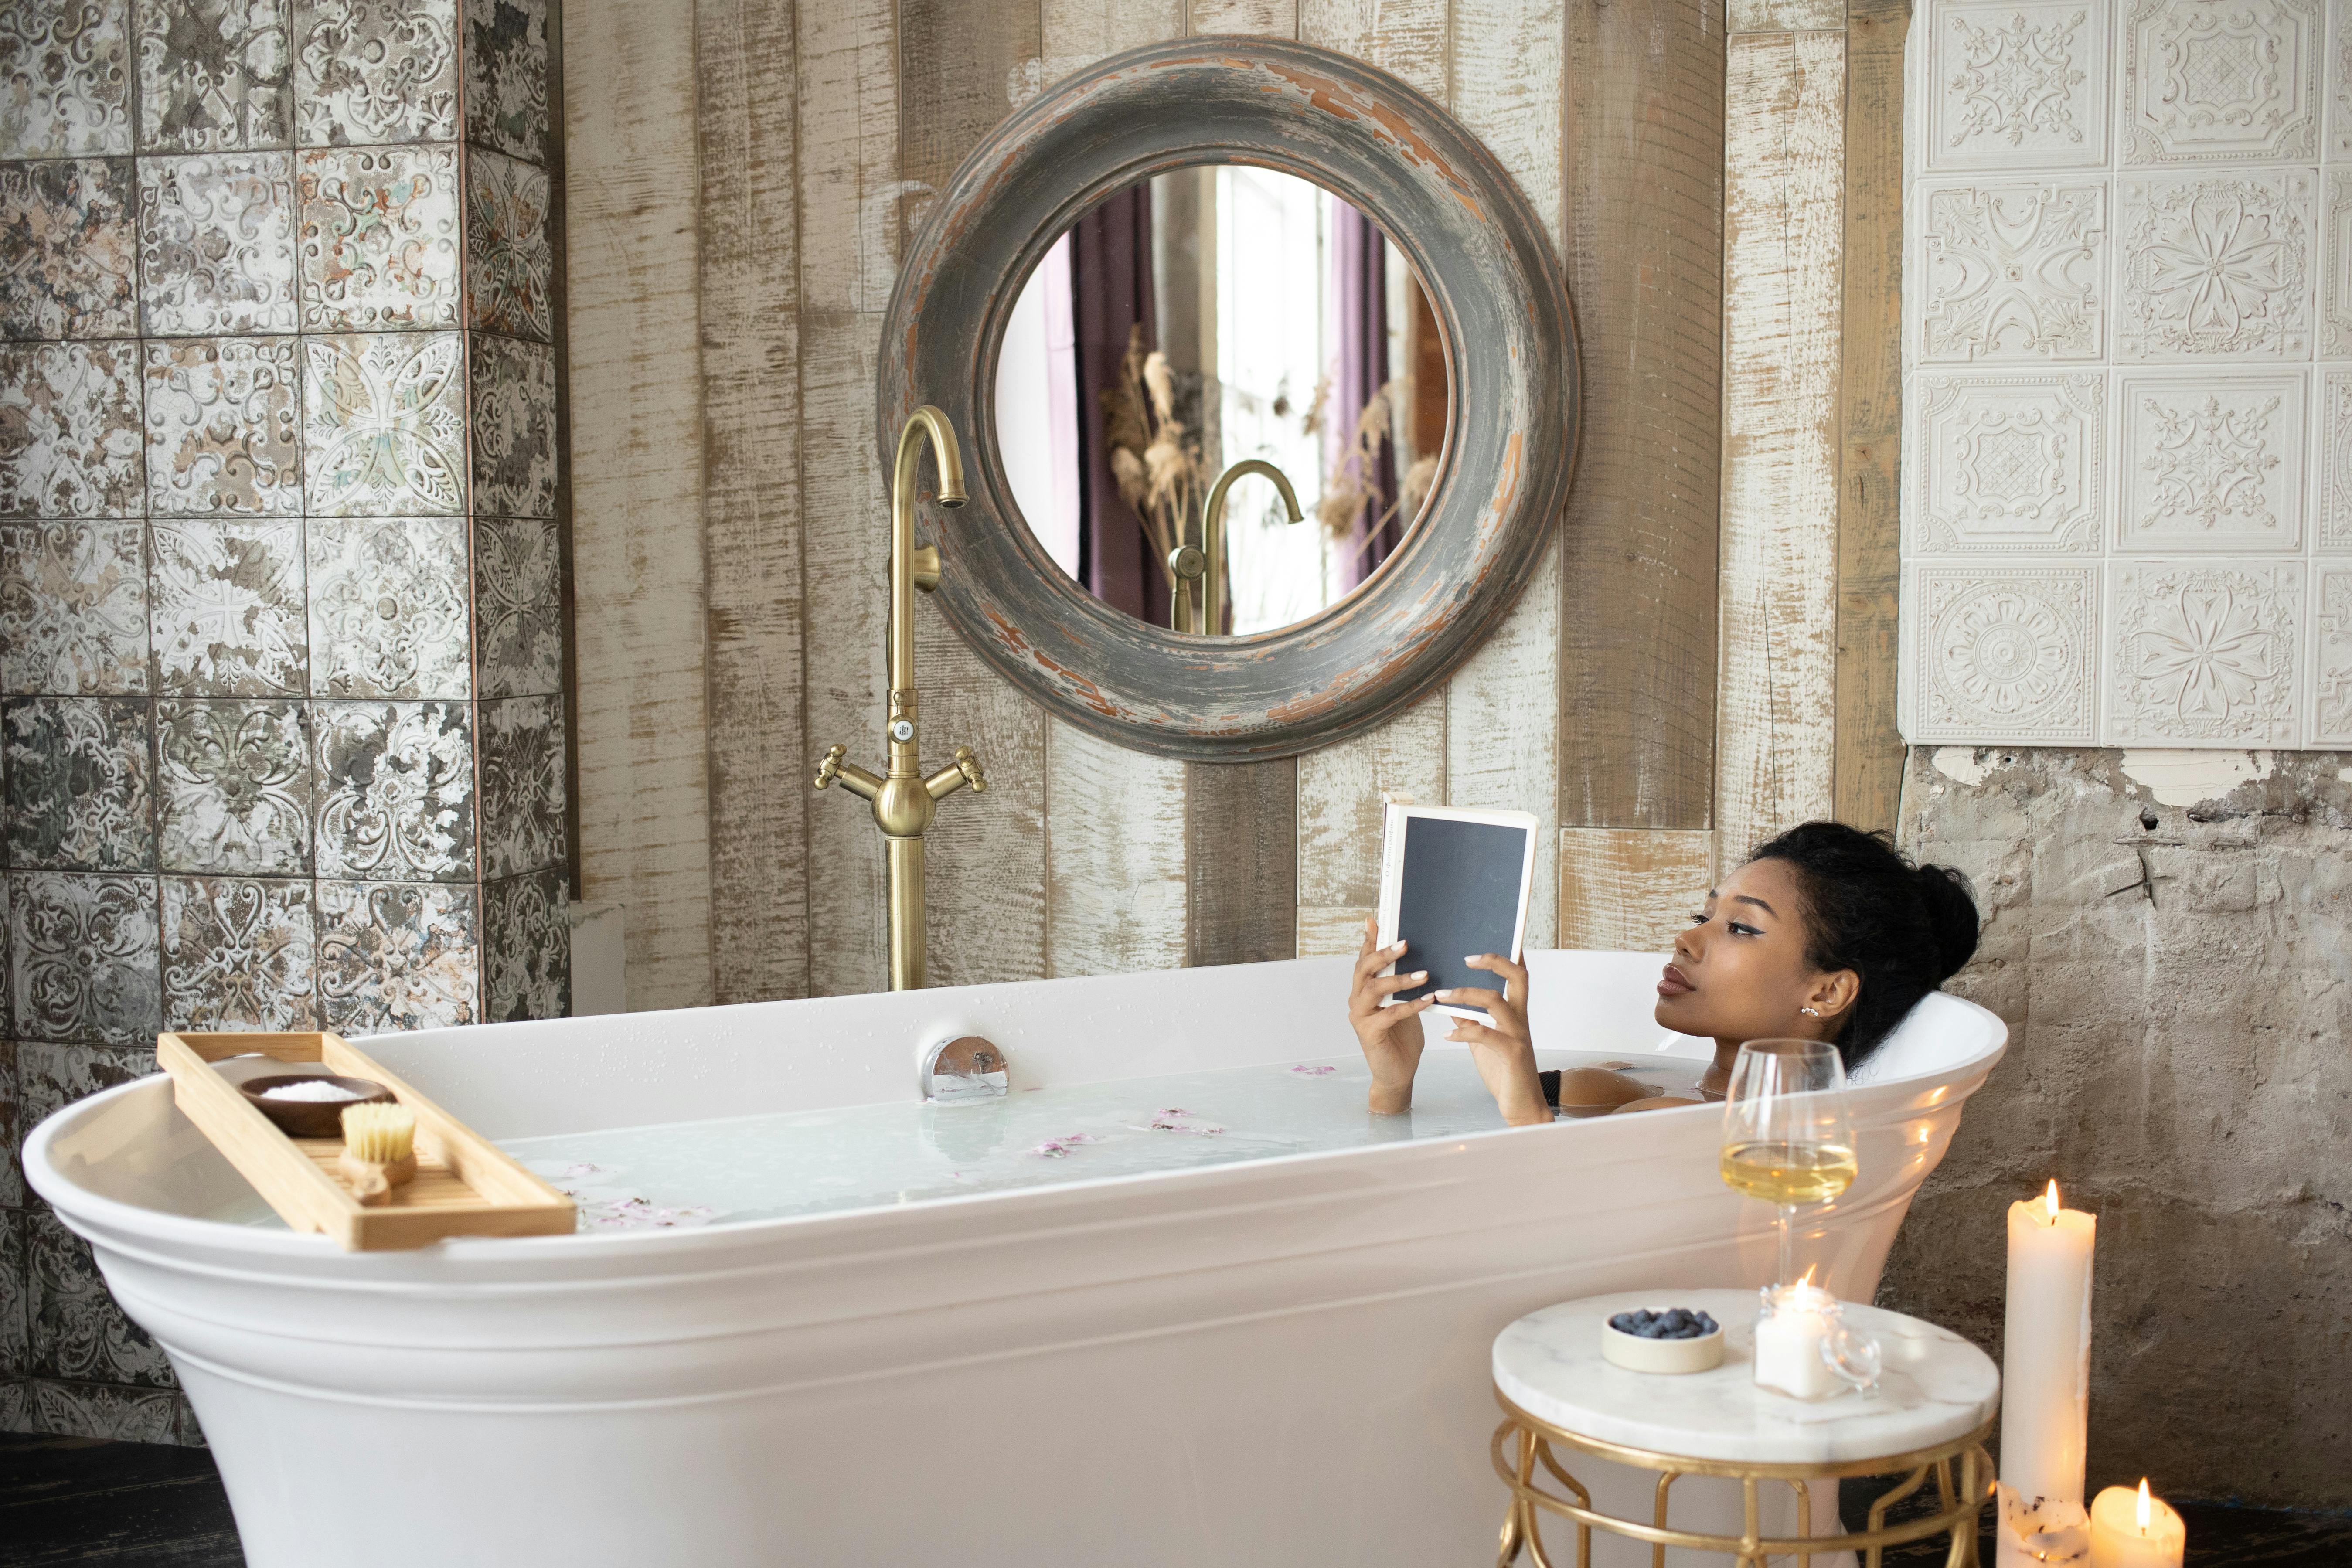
25, 1000, 2006, 1275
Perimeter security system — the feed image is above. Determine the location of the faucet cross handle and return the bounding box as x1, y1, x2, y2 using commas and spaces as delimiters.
924, 744, 987, 801
813, 742, 882, 801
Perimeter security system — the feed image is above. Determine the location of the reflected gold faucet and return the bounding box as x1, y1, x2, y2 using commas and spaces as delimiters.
813, 405, 987, 990
1168, 459, 1305, 634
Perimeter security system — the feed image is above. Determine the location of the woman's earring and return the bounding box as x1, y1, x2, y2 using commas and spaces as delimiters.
1800, 1006, 1820, 1017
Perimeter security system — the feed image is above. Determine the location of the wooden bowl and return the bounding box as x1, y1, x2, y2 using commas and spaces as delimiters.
238, 1075, 396, 1139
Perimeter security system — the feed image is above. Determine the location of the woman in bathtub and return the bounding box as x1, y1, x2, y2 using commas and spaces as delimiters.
1346, 821, 1981, 1123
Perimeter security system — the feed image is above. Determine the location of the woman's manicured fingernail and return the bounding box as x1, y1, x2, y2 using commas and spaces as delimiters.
1411, 970, 1428, 981
1433, 989, 1451, 1000
1465, 954, 1486, 963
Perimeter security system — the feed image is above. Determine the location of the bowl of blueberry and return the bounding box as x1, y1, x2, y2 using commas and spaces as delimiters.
1601, 1306, 1725, 1374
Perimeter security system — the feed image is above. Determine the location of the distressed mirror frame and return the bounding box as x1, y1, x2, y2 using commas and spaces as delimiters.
880, 37, 1579, 762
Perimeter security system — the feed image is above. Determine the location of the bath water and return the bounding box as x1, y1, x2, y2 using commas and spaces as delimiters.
496, 1048, 1709, 1232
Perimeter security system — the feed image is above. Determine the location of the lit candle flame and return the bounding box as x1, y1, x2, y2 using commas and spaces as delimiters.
1800, 1264, 1818, 1289
2137, 1479, 2151, 1532
2045, 1179, 2060, 1222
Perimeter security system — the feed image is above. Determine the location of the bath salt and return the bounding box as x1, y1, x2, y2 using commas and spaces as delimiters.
259, 1080, 367, 1102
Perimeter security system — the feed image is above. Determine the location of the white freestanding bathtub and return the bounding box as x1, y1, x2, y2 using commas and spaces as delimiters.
28, 951, 2005, 1568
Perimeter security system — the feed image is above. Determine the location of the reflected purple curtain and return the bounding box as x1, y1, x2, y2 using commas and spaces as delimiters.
1324, 207, 1397, 591
1069, 185, 1163, 626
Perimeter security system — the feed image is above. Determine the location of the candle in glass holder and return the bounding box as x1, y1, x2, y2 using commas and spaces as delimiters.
1998, 1180, 2096, 1567
1754, 1270, 1839, 1400
2090, 1480, 2183, 1568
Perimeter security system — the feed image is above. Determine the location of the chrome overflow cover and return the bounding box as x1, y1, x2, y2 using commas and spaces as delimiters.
921, 1035, 1008, 1104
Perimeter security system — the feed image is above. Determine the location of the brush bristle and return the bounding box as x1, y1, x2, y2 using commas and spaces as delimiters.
340, 1102, 415, 1163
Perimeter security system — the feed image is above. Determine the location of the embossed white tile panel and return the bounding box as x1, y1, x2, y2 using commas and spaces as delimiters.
2119, 0, 2321, 167
2116, 169, 2313, 360
1906, 563, 2100, 742
2115, 371, 2306, 553
1908, 372, 2105, 552
1915, 178, 2108, 363
1924, 0, 2108, 171
1904, 0, 2346, 747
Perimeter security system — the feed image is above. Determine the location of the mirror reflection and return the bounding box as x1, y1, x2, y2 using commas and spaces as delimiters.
995, 164, 1449, 636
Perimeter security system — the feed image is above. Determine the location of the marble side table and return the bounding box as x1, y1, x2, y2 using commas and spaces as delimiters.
1491, 1289, 1999, 1568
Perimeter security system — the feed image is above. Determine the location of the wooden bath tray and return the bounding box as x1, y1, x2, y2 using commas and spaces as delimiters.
158, 1031, 575, 1251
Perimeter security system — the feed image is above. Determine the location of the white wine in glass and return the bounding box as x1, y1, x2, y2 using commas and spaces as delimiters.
1719, 1039, 1855, 1286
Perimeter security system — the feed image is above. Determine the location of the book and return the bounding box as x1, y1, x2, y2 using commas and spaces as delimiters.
1374, 802, 1539, 1023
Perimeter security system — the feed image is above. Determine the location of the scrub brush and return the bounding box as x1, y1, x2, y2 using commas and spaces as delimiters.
337, 1102, 419, 1205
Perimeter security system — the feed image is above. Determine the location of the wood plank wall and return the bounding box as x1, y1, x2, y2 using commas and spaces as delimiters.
561, 0, 1904, 1004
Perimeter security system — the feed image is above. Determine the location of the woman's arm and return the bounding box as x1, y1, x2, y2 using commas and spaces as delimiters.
1440, 954, 1552, 1127
1348, 918, 1432, 1113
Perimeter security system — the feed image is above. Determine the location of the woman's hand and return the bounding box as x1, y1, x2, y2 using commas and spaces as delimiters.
1440, 953, 1551, 1126
1349, 918, 1431, 1114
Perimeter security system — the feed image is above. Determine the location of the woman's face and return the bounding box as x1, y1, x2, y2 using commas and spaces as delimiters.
1654, 858, 1852, 1047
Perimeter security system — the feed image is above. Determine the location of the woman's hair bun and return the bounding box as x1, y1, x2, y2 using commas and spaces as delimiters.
1912, 862, 1980, 983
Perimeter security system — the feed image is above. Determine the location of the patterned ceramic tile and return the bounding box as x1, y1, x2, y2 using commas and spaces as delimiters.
2335, 4, 2352, 158
0, 0, 133, 158
312, 700, 471, 879
2322, 371, 2352, 554
135, 150, 297, 334
301, 331, 465, 514
1, 1039, 21, 1207
0, 342, 143, 517
1924, 0, 2107, 172
0, 520, 148, 692
155, 698, 311, 874
134, 0, 293, 152
1, 1211, 24, 1375
2309, 564, 2352, 745
1908, 373, 2104, 554
1906, 563, 2097, 743
0, 157, 136, 339
2107, 560, 2301, 743
463, 147, 549, 339
477, 692, 561, 878
159, 874, 313, 1028
2117, 372, 2305, 554
0, 1380, 25, 1433
150, 517, 306, 693
2121, 0, 2320, 165
473, 514, 558, 696
3, 696, 155, 871
27, 1207, 173, 1386
297, 143, 460, 329
2117, 170, 2312, 361
314, 878, 475, 1027
2325, 169, 2352, 359
1916, 180, 2107, 364
142, 337, 301, 515
468, 332, 554, 517
463, 0, 545, 162
22, 1378, 180, 1442
483, 866, 564, 1021
7, 871, 160, 1045
292, 0, 457, 147
306, 515, 467, 698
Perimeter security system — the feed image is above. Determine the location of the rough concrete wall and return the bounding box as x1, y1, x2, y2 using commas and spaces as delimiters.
1882, 745, 2352, 1507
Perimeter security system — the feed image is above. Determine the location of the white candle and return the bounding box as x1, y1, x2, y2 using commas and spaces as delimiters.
1998, 1180, 2097, 1567
2089, 1482, 2183, 1568
1753, 1275, 1840, 1400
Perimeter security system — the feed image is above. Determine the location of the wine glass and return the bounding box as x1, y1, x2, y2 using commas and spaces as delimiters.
1719, 1039, 1856, 1287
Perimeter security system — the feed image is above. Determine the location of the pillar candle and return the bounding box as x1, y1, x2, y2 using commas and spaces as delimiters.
2089, 1482, 2183, 1568
1997, 1180, 2096, 1567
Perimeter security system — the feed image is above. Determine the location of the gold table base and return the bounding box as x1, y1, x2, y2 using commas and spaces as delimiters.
1491, 1389, 1994, 1568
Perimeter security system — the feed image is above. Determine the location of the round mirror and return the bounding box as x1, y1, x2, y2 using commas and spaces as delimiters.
994, 165, 1450, 636
881, 38, 1577, 761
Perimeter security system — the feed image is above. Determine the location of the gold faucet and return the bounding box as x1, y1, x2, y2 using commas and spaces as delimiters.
1168, 459, 1304, 634
813, 406, 987, 990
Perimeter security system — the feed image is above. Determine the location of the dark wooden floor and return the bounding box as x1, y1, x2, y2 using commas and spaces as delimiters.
5, 1432, 2350, 1565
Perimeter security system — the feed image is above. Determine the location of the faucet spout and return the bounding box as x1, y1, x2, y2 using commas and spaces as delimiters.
1196, 459, 1304, 635
891, 406, 965, 711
